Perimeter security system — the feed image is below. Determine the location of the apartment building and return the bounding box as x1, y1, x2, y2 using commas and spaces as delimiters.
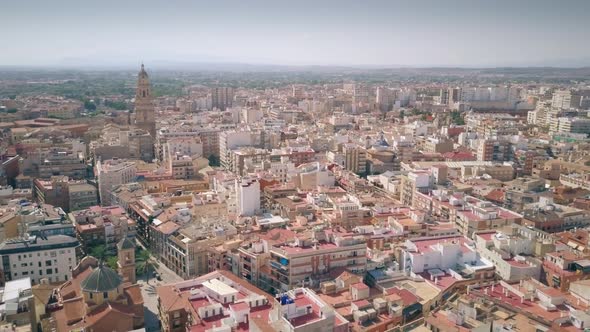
228, 147, 269, 176
236, 177, 260, 217
326, 195, 365, 230
400, 235, 494, 276
0, 234, 78, 284
96, 158, 137, 206
37, 149, 87, 180
192, 191, 227, 219
69, 205, 136, 255
269, 287, 349, 332
400, 171, 432, 206
211, 86, 234, 111
476, 139, 512, 162
474, 226, 550, 282
68, 182, 99, 211
551, 117, 590, 135
163, 222, 232, 279
34, 177, 98, 212
344, 144, 367, 175
522, 197, 590, 233
423, 137, 454, 154
157, 270, 275, 332
560, 173, 590, 190
414, 190, 522, 236
164, 136, 203, 160
268, 229, 367, 292
291, 162, 335, 190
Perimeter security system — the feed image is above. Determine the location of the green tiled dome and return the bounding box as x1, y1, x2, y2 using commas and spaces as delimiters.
80, 265, 122, 293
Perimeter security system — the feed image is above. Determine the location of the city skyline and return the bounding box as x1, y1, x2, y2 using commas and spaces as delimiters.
2, 0, 590, 68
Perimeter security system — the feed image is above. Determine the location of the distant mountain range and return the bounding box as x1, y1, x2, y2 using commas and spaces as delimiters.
2, 56, 590, 75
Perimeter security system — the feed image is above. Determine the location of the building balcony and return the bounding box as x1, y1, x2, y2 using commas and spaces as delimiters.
270, 261, 289, 272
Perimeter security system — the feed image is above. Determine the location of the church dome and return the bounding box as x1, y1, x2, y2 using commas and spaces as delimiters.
80, 265, 122, 293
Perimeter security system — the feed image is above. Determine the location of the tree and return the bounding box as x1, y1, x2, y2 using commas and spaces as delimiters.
136, 248, 158, 283
89, 244, 108, 260
89, 244, 118, 269
450, 111, 465, 125
208, 154, 220, 167
84, 100, 97, 111
106, 256, 119, 270
104, 100, 127, 110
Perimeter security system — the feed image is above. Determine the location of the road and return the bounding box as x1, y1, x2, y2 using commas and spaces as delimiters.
135, 240, 184, 332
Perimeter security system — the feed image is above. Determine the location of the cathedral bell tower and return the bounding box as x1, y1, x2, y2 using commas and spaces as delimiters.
134, 63, 156, 138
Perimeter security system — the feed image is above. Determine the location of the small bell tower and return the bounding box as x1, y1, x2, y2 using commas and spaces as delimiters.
117, 238, 136, 284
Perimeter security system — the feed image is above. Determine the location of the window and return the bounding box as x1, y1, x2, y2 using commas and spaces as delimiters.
89, 293, 93, 299
46, 269, 53, 275
39, 270, 43, 275
45, 260, 52, 266
103, 292, 108, 299
38, 262, 42, 267
54, 268, 58, 274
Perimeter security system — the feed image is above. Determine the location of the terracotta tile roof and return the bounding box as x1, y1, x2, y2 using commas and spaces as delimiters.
386, 288, 420, 306
63, 297, 86, 325
124, 284, 144, 305
59, 267, 93, 300
32, 283, 56, 306
485, 188, 505, 203
157, 284, 192, 312
82, 302, 135, 332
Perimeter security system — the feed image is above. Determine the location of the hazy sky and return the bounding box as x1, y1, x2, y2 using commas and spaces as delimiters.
1, 0, 589, 67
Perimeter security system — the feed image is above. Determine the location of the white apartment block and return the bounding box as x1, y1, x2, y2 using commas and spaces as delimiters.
164, 137, 203, 160
97, 158, 137, 206
0, 235, 78, 285
236, 177, 260, 217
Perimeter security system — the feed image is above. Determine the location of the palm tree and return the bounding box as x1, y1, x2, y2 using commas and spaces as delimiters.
89, 245, 107, 261
136, 249, 158, 284
90, 245, 118, 269
106, 256, 118, 270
